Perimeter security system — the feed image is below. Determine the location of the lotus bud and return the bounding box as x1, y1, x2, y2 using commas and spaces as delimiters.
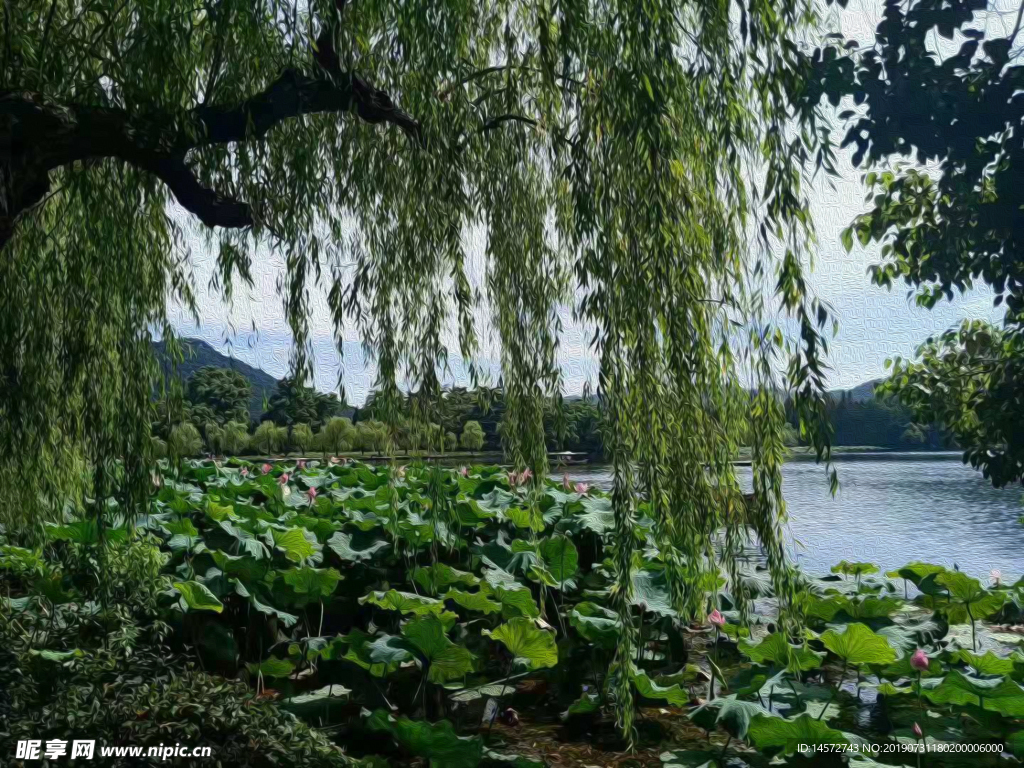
507, 470, 520, 487
395, 465, 406, 480
279, 472, 290, 484
574, 482, 590, 494
297, 459, 306, 470
521, 468, 533, 483
459, 466, 469, 477
912, 722, 923, 739
910, 648, 929, 671
708, 609, 726, 628
307, 487, 317, 502
990, 569, 1002, 587
562, 473, 572, 490
261, 463, 272, 474
240, 467, 249, 478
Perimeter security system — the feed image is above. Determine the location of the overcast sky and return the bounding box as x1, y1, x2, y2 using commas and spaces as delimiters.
167, 1, 1010, 406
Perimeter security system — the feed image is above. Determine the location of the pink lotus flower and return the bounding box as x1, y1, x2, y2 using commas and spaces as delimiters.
240, 467, 249, 478
563, 473, 572, 491
278, 472, 290, 484
261, 463, 272, 475
574, 482, 590, 494
329, 456, 339, 465
990, 569, 1002, 587
910, 649, 929, 671
708, 609, 726, 628
307, 487, 317, 502
507, 470, 520, 487
459, 466, 469, 477
912, 722, 923, 739
520, 468, 533, 484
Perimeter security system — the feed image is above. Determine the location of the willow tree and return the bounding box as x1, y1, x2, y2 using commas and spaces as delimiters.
0, 0, 834, 737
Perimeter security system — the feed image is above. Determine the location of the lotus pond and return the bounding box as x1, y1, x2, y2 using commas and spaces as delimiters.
4, 459, 1024, 766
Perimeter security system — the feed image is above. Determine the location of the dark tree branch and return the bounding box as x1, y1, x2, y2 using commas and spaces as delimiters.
0, 60, 421, 248
139, 154, 255, 229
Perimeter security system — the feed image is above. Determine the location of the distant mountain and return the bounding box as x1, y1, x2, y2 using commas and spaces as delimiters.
152, 338, 280, 422
831, 379, 881, 403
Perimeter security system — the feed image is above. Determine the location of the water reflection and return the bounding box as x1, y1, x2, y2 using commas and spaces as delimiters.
564, 455, 1024, 581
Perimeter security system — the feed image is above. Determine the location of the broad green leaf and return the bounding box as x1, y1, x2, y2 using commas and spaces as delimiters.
569, 602, 621, 650
365, 709, 482, 768
631, 665, 688, 706
820, 623, 896, 666
831, 561, 879, 578
747, 714, 848, 755
445, 588, 502, 615
361, 590, 446, 617
690, 695, 770, 740
283, 567, 342, 599
246, 657, 295, 679
402, 615, 475, 683
485, 617, 558, 670
739, 632, 823, 672
327, 530, 389, 562
538, 535, 579, 589
271, 527, 320, 563
173, 580, 224, 613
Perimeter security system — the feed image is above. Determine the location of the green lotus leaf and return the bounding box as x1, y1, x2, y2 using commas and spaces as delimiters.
925, 671, 1024, 715
631, 569, 675, 617
402, 615, 476, 683
831, 561, 880, 578
282, 566, 342, 599
476, 487, 517, 516
483, 568, 540, 618
820, 623, 896, 666
280, 684, 351, 721
173, 580, 224, 613
327, 530, 390, 562
246, 657, 295, 679
247, 592, 299, 627
205, 501, 235, 522
364, 709, 482, 768
562, 690, 601, 719
954, 650, 1018, 676
690, 695, 771, 740
739, 632, 823, 671
537, 535, 579, 589
412, 563, 480, 594
503, 505, 545, 532
631, 665, 689, 706
569, 602, 621, 650
485, 617, 558, 671
361, 589, 446, 617
747, 713, 848, 755
330, 630, 410, 677
577, 496, 614, 534
445, 588, 502, 615
271, 527, 321, 564
215, 519, 271, 559
211, 551, 270, 583
29, 648, 85, 662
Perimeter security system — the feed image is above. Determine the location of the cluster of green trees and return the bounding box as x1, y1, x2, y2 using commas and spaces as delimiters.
159, 363, 954, 459
152, 365, 491, 458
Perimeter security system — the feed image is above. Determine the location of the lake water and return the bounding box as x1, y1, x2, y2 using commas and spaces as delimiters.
564, 453, 1024, 582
